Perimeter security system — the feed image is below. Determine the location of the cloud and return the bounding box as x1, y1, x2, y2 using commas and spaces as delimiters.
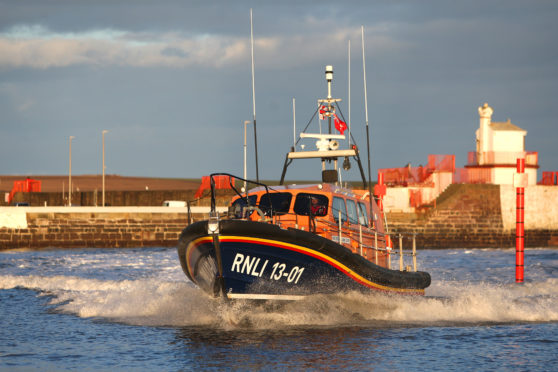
16, 99, 34, 112
0, 25, 250, 69
0, 23, 405, 70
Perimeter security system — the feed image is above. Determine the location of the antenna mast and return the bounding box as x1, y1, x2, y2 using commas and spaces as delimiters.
292, 98, 296, 149
361, 26, 373, 216
250, 8, 260, 182
326, 65, 333, 134
348, 39, 351, 147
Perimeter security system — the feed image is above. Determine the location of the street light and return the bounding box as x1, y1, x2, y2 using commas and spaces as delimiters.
243, 120, 251, 191
68, 136, 74, 206
102, 130, 108, 207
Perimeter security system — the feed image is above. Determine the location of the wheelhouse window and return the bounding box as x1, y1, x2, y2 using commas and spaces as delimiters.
293, 193, 329, 217
259, 192, 293, 216
231, 195, 257, 218
357, 202, 369, 226
346, 199, 359, 225
332, 197, 347, 223
232, 194, 257, 207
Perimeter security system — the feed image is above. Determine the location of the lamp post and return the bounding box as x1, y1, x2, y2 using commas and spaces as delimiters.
68, 136, 74, 206
102, 130, 108, 207
243, 120, 251, 191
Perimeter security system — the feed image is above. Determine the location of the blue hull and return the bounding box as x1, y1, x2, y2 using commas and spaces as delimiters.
177, 220, 430, 299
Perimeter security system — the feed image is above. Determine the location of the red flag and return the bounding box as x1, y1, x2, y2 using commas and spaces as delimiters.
333, 114, 347, 134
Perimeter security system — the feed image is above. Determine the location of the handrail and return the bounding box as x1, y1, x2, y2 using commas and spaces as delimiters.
312, 216, 419, 272
199, 177, 422, 273
272, 210, 419, 272
209, 173, 273, 216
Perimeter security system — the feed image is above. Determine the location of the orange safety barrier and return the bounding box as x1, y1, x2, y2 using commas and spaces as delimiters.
427, 154, 455, 173
539, 171, 558, 185
378, 150, 543, 209
378, 154, 455, 187
194, 175, 235, 199
378, 165, 430, 186
453, 167, 492, 184
8, 178, 41, 204
467, 151, 538, 167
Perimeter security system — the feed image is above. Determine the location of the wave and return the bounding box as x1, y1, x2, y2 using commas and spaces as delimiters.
2, 274, 557, 329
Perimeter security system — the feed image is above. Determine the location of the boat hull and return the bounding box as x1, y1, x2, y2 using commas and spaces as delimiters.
177, 220, 431, 299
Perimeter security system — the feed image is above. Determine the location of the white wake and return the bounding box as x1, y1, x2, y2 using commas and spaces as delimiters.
2, 274, 557, 329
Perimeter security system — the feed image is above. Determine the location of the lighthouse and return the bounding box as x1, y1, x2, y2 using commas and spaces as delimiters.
467, 103, 538, 185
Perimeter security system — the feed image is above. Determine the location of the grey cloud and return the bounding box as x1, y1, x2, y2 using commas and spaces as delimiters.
0, 0, 557, 179
161, 47, 189, 58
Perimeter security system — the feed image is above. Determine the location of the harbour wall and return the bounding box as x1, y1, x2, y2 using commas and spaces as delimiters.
5, 189, 228, 207
387, 184, 558, 248
1, 184, 557, 250
0, 207, 226, 250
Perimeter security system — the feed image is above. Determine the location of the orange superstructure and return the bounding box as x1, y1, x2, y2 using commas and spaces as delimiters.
231, 183, 390, 269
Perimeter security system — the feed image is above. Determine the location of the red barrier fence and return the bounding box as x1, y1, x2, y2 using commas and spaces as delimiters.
453, 167, 493, 184
378, 155, 455, 186
539, 171, 558, 185
427, 154, 455, 173
467, 151, 538, 166
194, 175, 235, 199
379, 152, 525, 209
377, 150, 545, 210
8, 178, 41, 204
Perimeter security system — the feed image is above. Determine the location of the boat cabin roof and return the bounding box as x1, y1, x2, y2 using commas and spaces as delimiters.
246, 183, 365, 199
230, 182, 383, 232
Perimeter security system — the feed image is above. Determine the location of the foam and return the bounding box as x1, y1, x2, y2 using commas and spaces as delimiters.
2, 274, 557, 329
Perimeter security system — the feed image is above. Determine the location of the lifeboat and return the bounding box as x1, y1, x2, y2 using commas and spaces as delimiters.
177, 66, 431, 300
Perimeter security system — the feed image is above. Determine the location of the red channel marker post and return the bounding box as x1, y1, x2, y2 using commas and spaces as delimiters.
515, 158, 525, 283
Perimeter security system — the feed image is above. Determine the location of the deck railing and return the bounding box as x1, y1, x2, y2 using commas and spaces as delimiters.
300, 213, 419, 273
197, 173, 421, 273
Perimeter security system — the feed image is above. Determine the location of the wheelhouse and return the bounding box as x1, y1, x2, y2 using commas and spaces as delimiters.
230, 183, 390, 267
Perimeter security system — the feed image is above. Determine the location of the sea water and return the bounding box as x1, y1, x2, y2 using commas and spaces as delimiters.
1, 247, 557, 371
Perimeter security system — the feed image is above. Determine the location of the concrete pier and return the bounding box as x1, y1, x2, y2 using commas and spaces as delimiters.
0, 206, 226, 250
387, 184, 558, 248
1, 184, 557, 250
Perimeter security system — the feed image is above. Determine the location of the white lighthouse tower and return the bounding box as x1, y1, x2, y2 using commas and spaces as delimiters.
467, 103, 538, 185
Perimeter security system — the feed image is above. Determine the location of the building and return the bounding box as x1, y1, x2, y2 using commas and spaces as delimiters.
378, 102, 541, 212
466, 102, 538, 185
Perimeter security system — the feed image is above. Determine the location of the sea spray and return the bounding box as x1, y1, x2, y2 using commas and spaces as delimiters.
2, 274, 557, 329
3, 248, 557, 371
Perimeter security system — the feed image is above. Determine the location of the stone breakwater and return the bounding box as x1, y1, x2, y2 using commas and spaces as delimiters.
388, 210, 558, 249
1, 184, 557, 249
0, 207, 225, 250
387, 184, 558, 248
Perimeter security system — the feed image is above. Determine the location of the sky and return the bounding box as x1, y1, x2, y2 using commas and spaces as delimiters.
1, 0, 557, 182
